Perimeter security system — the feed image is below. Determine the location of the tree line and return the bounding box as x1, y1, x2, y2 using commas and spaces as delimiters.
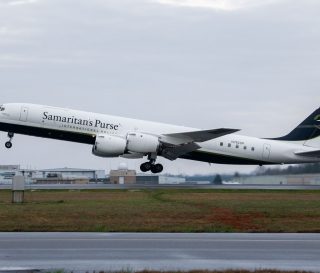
257, 163, 320, 176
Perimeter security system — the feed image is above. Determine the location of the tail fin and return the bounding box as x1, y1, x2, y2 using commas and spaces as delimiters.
272, 107, 320, 141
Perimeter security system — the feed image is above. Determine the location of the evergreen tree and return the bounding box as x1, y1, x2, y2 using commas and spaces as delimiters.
234, 172, 240, 178
257, 163, 320, 176
213, 174, 223, 185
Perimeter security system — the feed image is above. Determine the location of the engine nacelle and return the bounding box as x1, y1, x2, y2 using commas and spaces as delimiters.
92, 134, 126, 158
126, 132, 160, 154
92, 133, 160, 158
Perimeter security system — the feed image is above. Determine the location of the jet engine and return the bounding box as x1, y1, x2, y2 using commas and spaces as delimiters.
92, 133, 160, 158
126, 132, 159, 153
92, 135, 127, 157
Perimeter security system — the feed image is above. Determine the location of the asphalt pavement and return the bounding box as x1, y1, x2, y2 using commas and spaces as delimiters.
0, 233, 320, 272
1, 184, 320, 190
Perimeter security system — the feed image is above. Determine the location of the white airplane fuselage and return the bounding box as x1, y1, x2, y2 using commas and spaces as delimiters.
0, 103, 319, 173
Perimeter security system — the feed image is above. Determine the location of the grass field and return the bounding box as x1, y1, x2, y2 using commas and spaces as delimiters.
0, 189, 320, 232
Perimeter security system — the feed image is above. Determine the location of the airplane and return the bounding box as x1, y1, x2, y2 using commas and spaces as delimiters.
0, 103, 319, 174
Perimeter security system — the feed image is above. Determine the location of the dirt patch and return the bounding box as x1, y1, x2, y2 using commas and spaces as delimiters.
203, 208, 263, 231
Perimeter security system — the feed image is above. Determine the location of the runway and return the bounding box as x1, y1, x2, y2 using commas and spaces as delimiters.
1, 184, 320, 190
1, 233, 320, 272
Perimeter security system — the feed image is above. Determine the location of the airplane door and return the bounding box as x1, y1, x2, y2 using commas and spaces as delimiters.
262, 144, 271, 160
19, 106, 29, 122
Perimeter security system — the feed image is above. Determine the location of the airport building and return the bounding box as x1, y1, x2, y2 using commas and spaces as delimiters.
33, 168, 106, 184
109, 168, 137, 184
36, 168, 105, 180
0, 164, 186, 185
136, 175, 186, 185
234, 174, 320, 185
109, 163, 186, 185
0, 165, 106, 185
0, 165, 20, 185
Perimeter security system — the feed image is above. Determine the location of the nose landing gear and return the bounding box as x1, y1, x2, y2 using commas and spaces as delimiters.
5, 132, 14, 149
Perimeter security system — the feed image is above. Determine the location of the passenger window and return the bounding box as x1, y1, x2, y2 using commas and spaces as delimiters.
228, 144, 231, 148
244, 146, 247, 150
0, 106, 5, 111
251, 147, 255, 151
220, 142, 223, 146
236, 145, 239, 149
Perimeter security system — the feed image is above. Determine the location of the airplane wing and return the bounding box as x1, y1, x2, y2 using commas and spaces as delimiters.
295, 149, 320, 158
159, 128, 240, 160
160, 128, 240, 145
161, 142, 201, 161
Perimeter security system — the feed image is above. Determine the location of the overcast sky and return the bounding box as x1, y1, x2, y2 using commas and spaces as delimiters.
0, 0, 319, 175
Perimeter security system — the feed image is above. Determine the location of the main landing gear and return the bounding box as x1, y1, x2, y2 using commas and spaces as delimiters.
140, 154, 164, 174
140, 162, 164, 174
5, 132, 14, 149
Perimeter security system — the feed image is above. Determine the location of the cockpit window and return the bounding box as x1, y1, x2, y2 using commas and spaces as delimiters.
0, 106, 5, 112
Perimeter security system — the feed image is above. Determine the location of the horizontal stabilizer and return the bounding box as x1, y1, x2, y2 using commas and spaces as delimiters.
295, 150, 320, 158
161, 128, 240, 145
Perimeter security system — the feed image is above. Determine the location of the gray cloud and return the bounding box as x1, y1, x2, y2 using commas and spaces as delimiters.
152, 0, 286, 11
0, 0, 319, 175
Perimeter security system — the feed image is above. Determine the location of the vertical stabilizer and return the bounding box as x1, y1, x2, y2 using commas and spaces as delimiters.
272, 108, 320, 145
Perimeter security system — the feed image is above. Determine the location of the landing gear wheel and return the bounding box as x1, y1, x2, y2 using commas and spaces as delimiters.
140, 164, 147, 173
140, 162, 152, 172
151, 164, 164, 174
5, 141, 12, 149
